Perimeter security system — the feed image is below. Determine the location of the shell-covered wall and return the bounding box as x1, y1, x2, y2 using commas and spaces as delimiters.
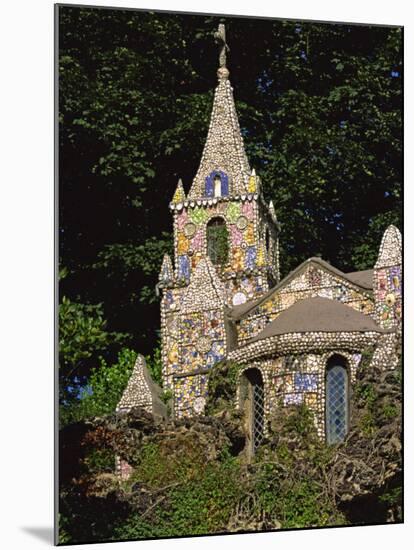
160, 259, 228, 415
171, 193, 278, 305
237, 262, 374, 345
236, 351, 362, 439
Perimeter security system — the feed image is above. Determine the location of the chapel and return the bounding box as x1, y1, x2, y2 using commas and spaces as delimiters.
118, 25, 402, 455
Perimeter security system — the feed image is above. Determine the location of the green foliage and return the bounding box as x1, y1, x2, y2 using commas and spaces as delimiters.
59, 296, 128, 403
57, 514, 71, 545
84, 448, 116, 474
207, 220, 229, 266
379, 486, 402, 506
160, 389, 173, 405
283, 403, 316, 436
355, 382, 378, 435
145, 342, 163, 387
60, 347, 137, 426
205, 360, 240, 414
115, 451, 242, 539
59, 296, 117, 376
256, 471, 344, 528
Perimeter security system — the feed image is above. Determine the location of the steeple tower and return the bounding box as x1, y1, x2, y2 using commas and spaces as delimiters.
168, 24, 280, 303
160, 26, 281, 415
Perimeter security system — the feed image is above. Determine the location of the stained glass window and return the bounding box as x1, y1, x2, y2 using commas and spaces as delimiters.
326, 363, 348, 444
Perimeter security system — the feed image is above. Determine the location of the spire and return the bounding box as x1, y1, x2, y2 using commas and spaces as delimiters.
171, 178, 186, 205
159, 253, 174, 285
375, 225, 402, 269
187, 25, 250, 199
268, 200, 277, 222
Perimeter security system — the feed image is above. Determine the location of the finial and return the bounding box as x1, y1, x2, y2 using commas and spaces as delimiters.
214, 23, 230, 80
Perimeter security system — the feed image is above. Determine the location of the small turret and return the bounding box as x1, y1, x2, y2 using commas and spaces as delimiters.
171, 178, 186, 205
374, 225, 402, 270
159, 253, 174, 285
373, 225, 402, 329
248, 168, 258, 193
268, 200, 277, 223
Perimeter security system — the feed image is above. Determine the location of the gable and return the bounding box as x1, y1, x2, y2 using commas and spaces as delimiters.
230, 257, 373, 321
230, 258, 375, 345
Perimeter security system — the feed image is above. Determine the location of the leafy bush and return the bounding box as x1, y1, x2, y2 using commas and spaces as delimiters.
114, 450, 242, 539
60, 347, 137, 426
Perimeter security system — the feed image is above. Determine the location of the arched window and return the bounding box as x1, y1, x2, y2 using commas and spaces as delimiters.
206, 217, 229, 265
240, 368, 265, 456
325, 356, 349, 444
214, 174, 222, 197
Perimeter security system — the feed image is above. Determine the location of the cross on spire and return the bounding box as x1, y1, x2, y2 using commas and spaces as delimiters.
214, 23, 229, 69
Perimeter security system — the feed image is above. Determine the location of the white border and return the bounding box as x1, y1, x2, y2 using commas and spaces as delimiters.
0, 1, 411, 548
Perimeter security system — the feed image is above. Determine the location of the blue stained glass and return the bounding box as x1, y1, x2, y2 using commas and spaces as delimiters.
221, 172, 229, 196
326, 364, 348, 444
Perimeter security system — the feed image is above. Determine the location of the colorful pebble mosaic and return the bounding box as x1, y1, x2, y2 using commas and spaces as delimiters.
152, 44, 401, 442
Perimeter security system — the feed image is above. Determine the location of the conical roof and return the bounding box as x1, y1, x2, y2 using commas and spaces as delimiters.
187, 28, 250, 199
116, 354, 166, 418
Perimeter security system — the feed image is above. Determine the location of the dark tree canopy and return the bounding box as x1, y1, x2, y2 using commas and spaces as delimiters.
58, 6, 402, 380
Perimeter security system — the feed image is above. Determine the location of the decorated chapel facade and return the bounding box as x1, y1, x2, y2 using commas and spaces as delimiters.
119, 26, 402, 454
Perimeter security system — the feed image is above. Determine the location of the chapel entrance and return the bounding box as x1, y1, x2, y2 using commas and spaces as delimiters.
240, 368, 265, 458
